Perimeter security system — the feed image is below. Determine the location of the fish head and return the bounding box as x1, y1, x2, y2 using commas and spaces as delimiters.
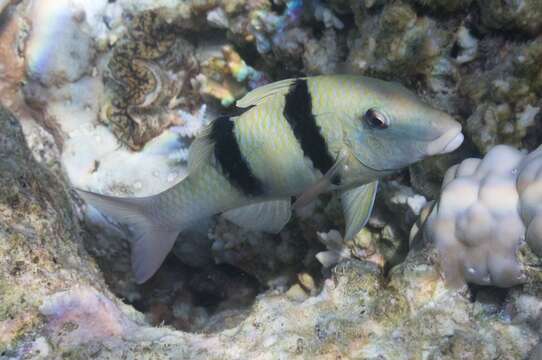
344, 77, 463, 173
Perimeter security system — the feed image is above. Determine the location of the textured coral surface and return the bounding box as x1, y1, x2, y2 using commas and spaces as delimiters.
426, 145, 541, 288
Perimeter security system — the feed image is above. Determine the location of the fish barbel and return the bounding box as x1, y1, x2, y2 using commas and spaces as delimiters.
79, 75, 463, 283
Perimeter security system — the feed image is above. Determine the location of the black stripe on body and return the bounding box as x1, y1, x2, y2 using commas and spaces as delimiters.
283, 79, 337, 180
209, 116, 264, 196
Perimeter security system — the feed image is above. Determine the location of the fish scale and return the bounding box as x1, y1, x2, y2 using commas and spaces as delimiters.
236, 95, 320, 195
78, 74, 463, 283
162, 164, 242, 226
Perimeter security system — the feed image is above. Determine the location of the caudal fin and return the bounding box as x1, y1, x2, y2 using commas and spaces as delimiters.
77, 189, 180, 284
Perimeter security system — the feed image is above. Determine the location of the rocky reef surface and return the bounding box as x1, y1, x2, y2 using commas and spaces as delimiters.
1, 0, 542, 358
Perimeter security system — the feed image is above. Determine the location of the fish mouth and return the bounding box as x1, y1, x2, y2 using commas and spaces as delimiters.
425, 124, 464, 156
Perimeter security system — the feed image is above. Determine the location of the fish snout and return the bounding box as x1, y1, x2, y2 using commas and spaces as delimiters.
425, 119, 463, 156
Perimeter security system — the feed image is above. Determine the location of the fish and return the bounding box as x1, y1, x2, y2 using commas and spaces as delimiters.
78, 75, 464, 283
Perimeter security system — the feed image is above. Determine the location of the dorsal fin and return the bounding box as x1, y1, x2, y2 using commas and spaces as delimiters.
236, 78, 299, 108
189, 77, 300, 173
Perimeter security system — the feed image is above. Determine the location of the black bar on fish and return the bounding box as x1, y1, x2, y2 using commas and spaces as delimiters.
283, 79, 335, 178
210, 116, 264, 196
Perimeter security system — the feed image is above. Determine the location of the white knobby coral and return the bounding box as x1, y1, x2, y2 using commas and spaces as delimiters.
517, 146, 542, 257
426, 145, 528, 288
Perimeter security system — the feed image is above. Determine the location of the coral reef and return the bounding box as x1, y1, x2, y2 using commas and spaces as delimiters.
343, 0, 542, 157
347, 1, 450, 83
2, 0, 542, 358
462, 37, 542, 153
1, 112, 540, 358
478, 0, 542, 36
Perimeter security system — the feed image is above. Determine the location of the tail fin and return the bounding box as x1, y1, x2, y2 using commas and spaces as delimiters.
77, 189, 180, 284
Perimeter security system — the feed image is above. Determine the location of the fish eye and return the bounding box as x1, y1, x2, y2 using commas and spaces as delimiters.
364, 108, 389, 129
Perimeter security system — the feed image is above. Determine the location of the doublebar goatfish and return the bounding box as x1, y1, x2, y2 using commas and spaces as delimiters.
79, 75, 464, 283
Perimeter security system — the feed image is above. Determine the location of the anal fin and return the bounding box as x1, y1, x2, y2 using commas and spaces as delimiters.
222, 199, 291, 233
130, 222, 180, 284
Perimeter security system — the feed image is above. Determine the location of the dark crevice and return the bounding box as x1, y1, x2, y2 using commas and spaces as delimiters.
118, 253, 262, 333
270, 1, 287, 15
468, 284, 510, 306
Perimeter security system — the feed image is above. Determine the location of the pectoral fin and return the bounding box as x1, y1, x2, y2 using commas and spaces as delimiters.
293, 149, 349, 210
222, 199, 291, 233
341, 181, 378, 240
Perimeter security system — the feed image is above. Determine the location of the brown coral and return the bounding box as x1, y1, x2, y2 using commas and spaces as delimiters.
102, 10, 199, 150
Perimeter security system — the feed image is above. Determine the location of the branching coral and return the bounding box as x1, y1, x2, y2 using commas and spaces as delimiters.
241, 0, 343, 60
249, 0, 304, 54
460, 35, 542, 152
348, 1, 450, 81
197, 45, 268, 106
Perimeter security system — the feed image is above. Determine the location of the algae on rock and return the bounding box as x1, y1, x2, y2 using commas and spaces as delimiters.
0, 106, 109, 354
